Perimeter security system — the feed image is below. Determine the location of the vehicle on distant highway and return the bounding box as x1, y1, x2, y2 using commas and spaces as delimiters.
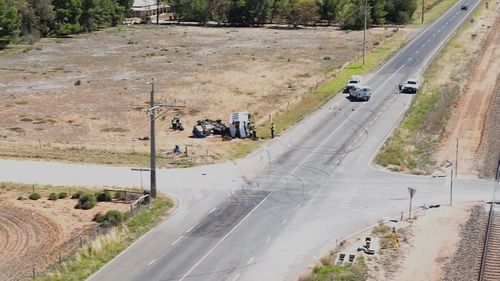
460, 5, 468, 10
349, 85, 372, 101
399, 78, 419, 94
343, 75, 363, 93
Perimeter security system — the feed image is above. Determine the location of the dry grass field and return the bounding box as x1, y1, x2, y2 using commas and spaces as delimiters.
0, 25, 395, 166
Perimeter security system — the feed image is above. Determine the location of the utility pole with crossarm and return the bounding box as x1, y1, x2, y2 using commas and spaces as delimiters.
146, 78, 186, 198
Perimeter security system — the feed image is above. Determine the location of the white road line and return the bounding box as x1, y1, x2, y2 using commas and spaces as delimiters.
297, 204, 302, 208
247, 257, 255, 265
289, 64, 404, 175
415, 50, 418, 53
354, 138, 359, 143
147, 259, 157, 266
422, 44, 425, 47
186, 222, 199, 233
308, 190, 313, 194
341, 153, 347, 158
369, 121, 374, 126
347, 145, 352, 150
265, 237, 272, 244
171, 236, 184, 246
428, 38, 431, 42
179, 192, 272, 281
209, 208, 216, 214
282, 219, 288, 224
231, 273, 241, 281
335, 160, 340, 165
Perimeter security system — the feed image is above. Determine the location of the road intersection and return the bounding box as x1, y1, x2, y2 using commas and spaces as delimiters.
0, 0, 496, 280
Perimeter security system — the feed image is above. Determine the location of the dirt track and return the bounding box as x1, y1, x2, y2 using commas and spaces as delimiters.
436, 9, 500, 178
0, 204, 61, 281
0, 187, 131, 281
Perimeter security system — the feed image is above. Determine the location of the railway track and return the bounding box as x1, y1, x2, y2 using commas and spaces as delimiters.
478, 160, 500, 281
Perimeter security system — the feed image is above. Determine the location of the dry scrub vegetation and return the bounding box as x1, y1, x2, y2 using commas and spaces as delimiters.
0, 25, 396, 166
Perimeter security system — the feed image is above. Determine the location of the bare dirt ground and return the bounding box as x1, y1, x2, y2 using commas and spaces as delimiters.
0, 25, 395, 166
331, 203, 476, 281
0, 188, 130, 281
435, 5, 500, 178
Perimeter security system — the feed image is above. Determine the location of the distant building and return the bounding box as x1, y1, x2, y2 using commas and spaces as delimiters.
131, 0, 170, 18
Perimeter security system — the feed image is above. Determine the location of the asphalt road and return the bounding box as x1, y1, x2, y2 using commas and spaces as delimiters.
0, 1, 496, 280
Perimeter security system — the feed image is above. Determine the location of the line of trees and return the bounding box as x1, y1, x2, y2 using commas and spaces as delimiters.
0, 0, 133, 48
1, 0, 417, 49
172, 0, 418, 28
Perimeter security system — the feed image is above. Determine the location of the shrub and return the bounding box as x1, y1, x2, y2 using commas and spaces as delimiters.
71, 191, 84, 199
114, 191, 126, 201
29, 192, 41, 200
58, 192, 68, 199
48, 192, 58, 201
100, 210, 124, 227
74, 80, 81, 86
76, 193, 96, 210
323, 56, 332, 60
96, 191, 113, 202
17, 196, 24, 200
93, 212, 105, 223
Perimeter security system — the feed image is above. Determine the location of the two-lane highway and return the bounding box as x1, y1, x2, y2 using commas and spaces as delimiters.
85, 0, 497, 280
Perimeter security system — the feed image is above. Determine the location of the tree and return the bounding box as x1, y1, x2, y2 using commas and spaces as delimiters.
316, 0, 339, 24
81, 0, 124, 31
369, 0, 387, 24
209, 0, 230, 23
52, 0, 83, 35
384, 0, 416, 24
338, 0, 370, 30
285, 0, 318, 27
0, 0, 20, 48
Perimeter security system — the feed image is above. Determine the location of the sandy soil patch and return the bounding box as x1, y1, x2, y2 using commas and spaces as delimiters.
389, 203, 474, 281
0, 189, 130, 281
325, 203, 476, 281
0, 25, 394, 165
435, 4, 500, 178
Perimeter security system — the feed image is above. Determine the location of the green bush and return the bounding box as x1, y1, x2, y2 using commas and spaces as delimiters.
71, 191, 84, 199
58, 192, 68, 199
96, 191, 113, 202
99, 210, 124, 227
93, 212, 105, 223
29, 192, 41, 200
114, 191, 126, 201
76, 193, 96, 210
48, 192, 58, 201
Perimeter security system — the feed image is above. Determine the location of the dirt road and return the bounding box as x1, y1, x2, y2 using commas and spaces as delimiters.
436, 14, 500, 178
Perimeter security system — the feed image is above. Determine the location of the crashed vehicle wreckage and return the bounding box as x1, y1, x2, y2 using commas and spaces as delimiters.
192, 112, 254, 139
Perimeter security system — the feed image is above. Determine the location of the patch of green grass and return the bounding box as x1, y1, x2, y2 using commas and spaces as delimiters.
301, 256, 368, 281
39, 195, 173, 281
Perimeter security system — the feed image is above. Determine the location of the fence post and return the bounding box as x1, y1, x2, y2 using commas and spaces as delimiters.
79, 235, 83, 248
32, 267, 35, 280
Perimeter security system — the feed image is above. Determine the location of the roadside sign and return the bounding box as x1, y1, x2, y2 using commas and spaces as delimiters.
408, 187, 416, 199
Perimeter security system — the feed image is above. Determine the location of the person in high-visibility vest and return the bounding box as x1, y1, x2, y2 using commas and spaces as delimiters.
270, 122, 275, 139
